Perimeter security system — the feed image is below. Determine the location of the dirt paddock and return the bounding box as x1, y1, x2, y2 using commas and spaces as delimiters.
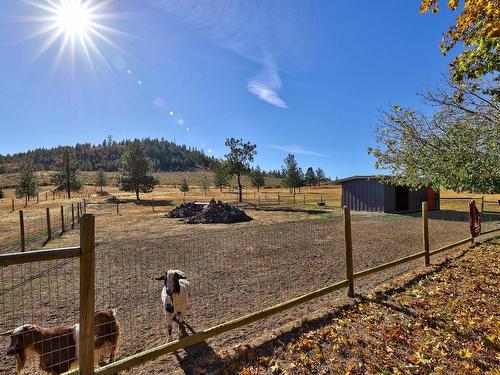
0, 204, 498, 374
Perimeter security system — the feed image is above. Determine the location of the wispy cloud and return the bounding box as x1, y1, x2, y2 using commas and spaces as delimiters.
148, 1, 319, 108
267, 144, 327, 157
247, 61, 287, 108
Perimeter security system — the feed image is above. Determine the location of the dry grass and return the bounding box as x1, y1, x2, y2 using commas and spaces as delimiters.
1, 201, 489, 374
228, 237, 500, 375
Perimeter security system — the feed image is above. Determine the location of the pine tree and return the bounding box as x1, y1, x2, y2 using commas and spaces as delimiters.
213, 163, 230, 192
179, 179, 189, 198
118, 141, 159, 200
304, 167, 317, 188
16, 160, 39, 202
95, 170, 107, 193
201, 177, 210, 196
250, 165, 266, 192
316, 168, 326, 187
51, 147, 82, 199
224, 138, 257, 203
282, 154, 302, 194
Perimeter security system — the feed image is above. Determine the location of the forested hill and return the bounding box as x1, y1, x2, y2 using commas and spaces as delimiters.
0, 138, 220, 172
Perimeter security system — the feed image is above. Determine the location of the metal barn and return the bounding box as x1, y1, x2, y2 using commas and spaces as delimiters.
339, 175, 440, 213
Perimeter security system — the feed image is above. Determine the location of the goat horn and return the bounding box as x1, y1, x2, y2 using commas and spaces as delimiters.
0, 330, 13, 336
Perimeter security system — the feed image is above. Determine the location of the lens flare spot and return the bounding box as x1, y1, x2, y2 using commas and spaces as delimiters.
154, 97, 165, 108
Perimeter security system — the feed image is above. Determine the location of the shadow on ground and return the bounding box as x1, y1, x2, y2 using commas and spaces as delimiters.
105, 196, 175, 207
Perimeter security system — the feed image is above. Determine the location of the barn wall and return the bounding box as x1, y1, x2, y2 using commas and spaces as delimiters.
341, 179, 385, 212
408, 187, 428, 211
342, 178, 441, 213
384, 185, 396, 212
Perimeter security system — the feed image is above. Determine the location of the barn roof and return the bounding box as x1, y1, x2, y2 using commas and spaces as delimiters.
337, 175, 387, 183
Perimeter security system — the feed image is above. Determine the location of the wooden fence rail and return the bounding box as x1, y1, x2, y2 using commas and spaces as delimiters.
2, 205, 498, 375
1, 201, 84, 252
65, 205, 500, 374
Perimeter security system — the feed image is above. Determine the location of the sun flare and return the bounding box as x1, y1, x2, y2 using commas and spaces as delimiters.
21, 0, 125, 72
55, 1, 91, 36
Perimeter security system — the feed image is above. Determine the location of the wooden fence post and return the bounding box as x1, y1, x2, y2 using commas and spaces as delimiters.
153, 197, 155, 212
278, 193, 280, 205
293, 193, 296, 205
46, 208, 51, 241
117, 202, 120, 214
71, 203, 75, 229
422, 202, 430, 266
83, 199, 87, 214
25, 196, 28, 208
37, 194, 39, 204
79, 214, 95, 375
258, 195, 261, 206
11, 198, 14, 212
303, 194, 306, 204
46, 192, 48, 201
481, 196, 484, 213
19, 210, 26, 252
343, 206, 354, 297
77, 203, 81, 223
60, 205, 65, 233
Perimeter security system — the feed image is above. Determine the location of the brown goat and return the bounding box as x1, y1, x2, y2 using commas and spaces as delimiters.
1, 308, 119, 374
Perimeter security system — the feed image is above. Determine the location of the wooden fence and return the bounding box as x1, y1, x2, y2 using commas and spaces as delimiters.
0, 191, 92, 213
1, 200, 86, 253
1, 203, 498, 375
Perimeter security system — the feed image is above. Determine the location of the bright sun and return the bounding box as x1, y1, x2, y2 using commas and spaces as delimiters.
55, 1, 91, 36
21, 0, 124, 72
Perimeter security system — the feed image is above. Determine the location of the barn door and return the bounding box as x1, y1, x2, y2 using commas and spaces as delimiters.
427, 187, 436, 209
395, 186, 409, 211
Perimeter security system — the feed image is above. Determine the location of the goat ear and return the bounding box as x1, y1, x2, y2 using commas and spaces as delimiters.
0, 330, 13, 337
175, 271, 186, 279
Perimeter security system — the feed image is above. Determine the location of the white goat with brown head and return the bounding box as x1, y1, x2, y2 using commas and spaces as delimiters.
1, 308, 119, 374
155, 269, 191, 340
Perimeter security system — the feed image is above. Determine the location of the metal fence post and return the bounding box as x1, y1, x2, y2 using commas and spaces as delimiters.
19, 210, 26, 252
71, 203, 75, 229
343, 206, 354, 297
60, 205, 65, 233
79, 214, 95, 375
46, 208, 51, 242
422, 202, 430, 266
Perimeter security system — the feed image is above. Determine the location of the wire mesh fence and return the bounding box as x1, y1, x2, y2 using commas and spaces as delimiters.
0, 257, 80, 374
0, 201, 85, 254
0, 199, 499, 374
0, 191, 92, 215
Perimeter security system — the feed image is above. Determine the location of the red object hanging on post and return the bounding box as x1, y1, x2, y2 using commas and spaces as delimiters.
469, 200, 481, 238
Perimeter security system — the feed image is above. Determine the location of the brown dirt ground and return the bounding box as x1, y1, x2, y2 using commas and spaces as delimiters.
1, 200, 498, 374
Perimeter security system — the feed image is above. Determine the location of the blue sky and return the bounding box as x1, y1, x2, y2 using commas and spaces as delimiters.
0, 1, 457, 178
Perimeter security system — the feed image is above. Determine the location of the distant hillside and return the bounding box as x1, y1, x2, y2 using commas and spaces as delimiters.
0, 138, 220, 172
